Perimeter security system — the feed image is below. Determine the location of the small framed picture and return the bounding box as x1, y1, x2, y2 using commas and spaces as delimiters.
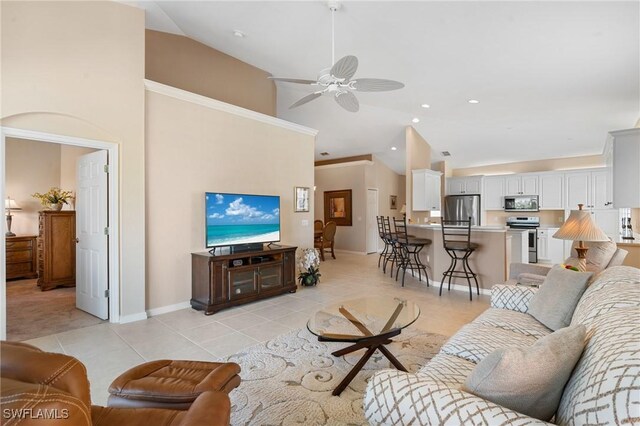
324, 189, 352, 226
390, 195, 398, 210
294, 186, 310, 212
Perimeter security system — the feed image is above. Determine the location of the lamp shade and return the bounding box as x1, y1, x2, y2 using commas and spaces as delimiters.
553, 209, 609, 242
5, 198, 21, 211
400, 204, 407, 214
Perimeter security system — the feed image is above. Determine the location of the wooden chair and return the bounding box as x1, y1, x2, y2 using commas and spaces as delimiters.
314, 220, 324, 242
314, 221, 337, 261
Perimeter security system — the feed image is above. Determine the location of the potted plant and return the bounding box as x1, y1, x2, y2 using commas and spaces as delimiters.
32, 187, 74, 211
297, 248, 321, 286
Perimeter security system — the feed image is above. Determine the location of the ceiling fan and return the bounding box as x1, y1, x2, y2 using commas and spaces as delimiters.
269, 1, 405, 113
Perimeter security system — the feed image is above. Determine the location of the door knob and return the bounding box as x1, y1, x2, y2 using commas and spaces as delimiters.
75, 238, 80, 243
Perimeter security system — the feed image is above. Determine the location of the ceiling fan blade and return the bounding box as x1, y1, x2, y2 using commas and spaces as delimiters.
269, 77, 317, 85
334, 91, 359, 112
352, 78, 405, 92
289, 92, 322, 109
330, 55, 358, 81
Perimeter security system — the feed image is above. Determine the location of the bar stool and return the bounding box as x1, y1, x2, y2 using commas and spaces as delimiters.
440, 218, 480, 301
393, 217, 432, 287
376, 216, 393, 269
382, 216, 401, 276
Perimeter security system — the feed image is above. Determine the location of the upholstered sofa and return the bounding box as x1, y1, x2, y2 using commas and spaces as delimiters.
0, 341, 233, 425
364, 266, 640, 425
508, 241, 628, 287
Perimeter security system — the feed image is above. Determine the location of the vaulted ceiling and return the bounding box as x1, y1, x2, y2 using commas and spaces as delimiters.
131, 1, 639, 173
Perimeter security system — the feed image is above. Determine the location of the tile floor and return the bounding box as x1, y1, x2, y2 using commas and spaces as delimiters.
22, 252, 490, 406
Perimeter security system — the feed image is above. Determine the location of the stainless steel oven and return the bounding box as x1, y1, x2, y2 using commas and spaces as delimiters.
506, 217, 540, 263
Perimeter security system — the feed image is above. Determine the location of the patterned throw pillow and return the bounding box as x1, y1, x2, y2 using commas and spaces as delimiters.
528, 265, 593, 331
462, 325, 586, 421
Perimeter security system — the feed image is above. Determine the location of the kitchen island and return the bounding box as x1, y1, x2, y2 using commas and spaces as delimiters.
408, 224, 523, 293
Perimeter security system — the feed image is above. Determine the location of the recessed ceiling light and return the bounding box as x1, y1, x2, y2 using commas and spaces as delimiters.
233, 30, 246, 38
421, 104, 430, 109
391, 146, 397, 151
468, 99, 480, 104
412, 118, 420, 123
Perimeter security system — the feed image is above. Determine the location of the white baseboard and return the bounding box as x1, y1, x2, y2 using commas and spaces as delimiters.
119, 312, 148, 324
146, 301, 191, 317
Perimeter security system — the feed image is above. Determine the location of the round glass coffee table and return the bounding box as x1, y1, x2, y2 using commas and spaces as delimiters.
307, 296, 420, 395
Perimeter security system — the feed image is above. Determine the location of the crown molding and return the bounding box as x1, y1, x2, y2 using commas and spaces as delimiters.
144, 80, 318, 137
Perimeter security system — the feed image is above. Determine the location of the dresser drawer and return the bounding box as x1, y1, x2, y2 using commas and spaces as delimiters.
6, 240, 33, 250
7, 262, 34, 275
6, 249, 34, 263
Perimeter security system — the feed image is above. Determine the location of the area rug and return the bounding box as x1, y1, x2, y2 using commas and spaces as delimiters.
7, 279, 105, 341
223, 328, 447, 425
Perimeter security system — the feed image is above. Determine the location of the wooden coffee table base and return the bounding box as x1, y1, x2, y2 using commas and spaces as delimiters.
319, 328, 407, 396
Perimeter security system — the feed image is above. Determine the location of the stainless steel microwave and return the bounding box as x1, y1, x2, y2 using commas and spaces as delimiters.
504, 195, 539, 212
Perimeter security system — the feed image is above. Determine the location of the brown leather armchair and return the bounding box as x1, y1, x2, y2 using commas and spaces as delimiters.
0, 341, 231, 425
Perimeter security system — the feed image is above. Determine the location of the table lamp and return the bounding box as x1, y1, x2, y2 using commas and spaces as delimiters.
5, 197, 22, 237
400, 204, 406, 219
553, 204, 609, 271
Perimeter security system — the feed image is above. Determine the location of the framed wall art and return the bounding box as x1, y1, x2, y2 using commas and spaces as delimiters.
324, 189, 352, 226
294, 186, 310, 212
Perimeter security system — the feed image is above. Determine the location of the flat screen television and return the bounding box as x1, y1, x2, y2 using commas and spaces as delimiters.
205, 192, 280, 248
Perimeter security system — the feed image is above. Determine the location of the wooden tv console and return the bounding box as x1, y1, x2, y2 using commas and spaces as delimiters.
191, 245, 297, 315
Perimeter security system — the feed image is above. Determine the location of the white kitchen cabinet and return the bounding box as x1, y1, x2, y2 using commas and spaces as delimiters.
591, 209, 619, 239
538, 173, 564, 210
538, 228, 564, 264
606, 128, 640, 208
483, 176, 505, 210
505, 175, 538, 196
565, 169, 611, 210
412, 169, 442, 211
446, 176, 483, 195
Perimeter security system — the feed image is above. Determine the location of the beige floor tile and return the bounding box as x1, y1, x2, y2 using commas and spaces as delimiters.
239, 321, 292, 342
179, 321, 236, 344
110, 317, 173, 344
22, 335, 65, 353
217, 312, 265, 330
250, 304, 297, 320
199, 332, 260, 358
272, 311, 312, 330
153, 308, 219, 331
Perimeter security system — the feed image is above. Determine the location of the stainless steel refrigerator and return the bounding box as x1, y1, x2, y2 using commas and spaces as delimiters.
443, 195, 481, 226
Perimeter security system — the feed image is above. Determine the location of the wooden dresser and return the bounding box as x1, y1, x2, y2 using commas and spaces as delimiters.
38, 211, 76, 291
6, 235, 38, 280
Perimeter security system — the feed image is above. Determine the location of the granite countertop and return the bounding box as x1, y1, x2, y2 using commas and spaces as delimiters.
408, 223, 507, 232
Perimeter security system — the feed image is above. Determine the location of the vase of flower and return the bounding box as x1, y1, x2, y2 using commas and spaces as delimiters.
297, 248, 321, 287
32, 187, 73, 211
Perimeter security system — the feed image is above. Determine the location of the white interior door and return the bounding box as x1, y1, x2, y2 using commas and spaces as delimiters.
76, 150, 109, 319
366, 189, 379, 254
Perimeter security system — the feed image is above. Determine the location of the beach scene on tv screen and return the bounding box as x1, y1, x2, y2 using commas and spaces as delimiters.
206, 193, 280, 246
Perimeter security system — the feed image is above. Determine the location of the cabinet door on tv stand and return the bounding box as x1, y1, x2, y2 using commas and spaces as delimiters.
283, 250, 296, 287
209, 260, 228, 303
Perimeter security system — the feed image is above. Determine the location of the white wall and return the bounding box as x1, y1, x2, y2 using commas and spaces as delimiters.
145, 88, 316, 310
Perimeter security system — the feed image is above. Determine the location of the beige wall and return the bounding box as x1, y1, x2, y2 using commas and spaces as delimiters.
5, 138, 61, 236
314, 164, 367, 253
314, 157, 405, 253
145, 90, 315, 310
452, 154, 605, 177
366, 156, 406, 221
1, 1, 146, 318
405, 126, 432, 223
146, 30, 276, 117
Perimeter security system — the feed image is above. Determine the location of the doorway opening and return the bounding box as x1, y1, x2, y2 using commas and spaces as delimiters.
1, 127, 120, 341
